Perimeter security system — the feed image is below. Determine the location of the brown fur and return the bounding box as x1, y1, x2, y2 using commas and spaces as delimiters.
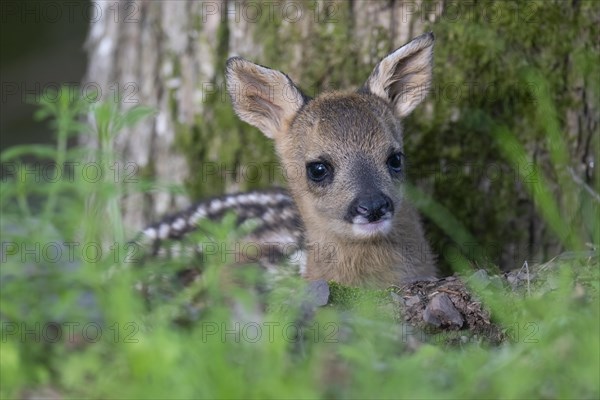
226, 33, 438, 288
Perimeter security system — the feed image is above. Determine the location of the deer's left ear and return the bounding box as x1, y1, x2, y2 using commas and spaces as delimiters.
361, 32, 434, 118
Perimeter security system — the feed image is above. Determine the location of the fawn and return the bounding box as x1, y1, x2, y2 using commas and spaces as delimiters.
141, 33, 438, 288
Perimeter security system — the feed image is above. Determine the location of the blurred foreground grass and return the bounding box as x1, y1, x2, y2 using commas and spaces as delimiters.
0, 88, 598, 399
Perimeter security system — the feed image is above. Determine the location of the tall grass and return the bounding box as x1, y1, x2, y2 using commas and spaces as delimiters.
0, 84, 598, 399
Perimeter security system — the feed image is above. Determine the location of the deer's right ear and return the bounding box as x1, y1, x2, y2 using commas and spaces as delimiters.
226, 57, 307, 139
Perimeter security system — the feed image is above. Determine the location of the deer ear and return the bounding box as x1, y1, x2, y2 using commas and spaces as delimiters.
226, 57, 307, 139
362, 32, 434, 118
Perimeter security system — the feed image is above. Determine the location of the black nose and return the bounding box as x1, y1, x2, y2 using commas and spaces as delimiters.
346, 193, 394, 222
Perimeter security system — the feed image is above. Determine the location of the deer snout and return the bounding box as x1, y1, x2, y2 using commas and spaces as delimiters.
346, 192, 394, 223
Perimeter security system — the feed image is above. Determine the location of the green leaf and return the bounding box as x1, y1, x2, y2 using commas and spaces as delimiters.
0, 145, 57, 162
120, 106, 156, 129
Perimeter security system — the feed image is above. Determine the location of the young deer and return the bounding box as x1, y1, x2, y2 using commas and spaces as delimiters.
141, 33, 437, 288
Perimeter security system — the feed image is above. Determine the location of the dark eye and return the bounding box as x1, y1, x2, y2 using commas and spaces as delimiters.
387, 152, 403, 174
306, 162, 331, 183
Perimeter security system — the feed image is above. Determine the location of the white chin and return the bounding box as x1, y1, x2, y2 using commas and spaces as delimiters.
351, 219, 392, 238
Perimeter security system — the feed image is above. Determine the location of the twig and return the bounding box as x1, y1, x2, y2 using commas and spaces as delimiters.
438, 288, 463, 297
568, 167, 600, 203
520, 260, 531, 297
